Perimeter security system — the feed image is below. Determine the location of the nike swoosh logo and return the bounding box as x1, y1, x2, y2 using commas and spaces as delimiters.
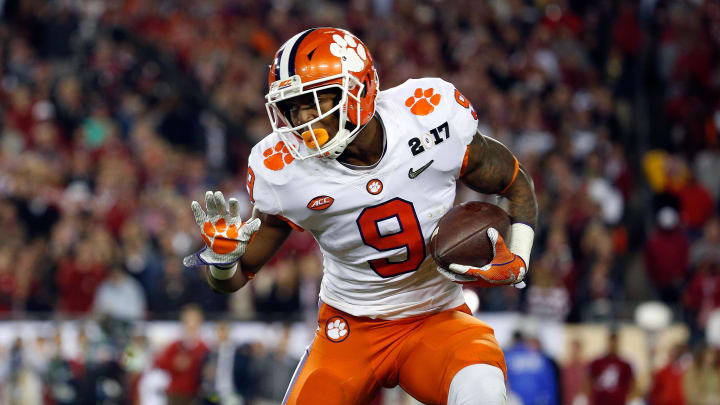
408, 160, 434, 179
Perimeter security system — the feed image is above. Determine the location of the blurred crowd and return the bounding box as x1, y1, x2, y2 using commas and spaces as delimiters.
0, 0, 325, 322
4, 314, 720, 405
0, 305, 300, 405
506, 329, 720, 405
1, 0, 720, 402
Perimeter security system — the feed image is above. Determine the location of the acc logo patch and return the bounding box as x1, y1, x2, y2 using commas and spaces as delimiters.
366, 179, 383, 195
307, 195, 334, 211
325, 316, 349, 342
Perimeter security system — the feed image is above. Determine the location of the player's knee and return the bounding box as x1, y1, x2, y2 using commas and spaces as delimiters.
448, 364, 507, 405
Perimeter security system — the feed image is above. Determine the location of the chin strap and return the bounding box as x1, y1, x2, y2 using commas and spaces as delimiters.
319, 114, 378, 160
317, 129, 357, 159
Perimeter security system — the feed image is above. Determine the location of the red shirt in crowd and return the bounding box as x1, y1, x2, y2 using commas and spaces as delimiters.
55, 259, 107, 313
562, 359, 586, 405
644, 228, 689, 287
676, 182, 715, 230
648, 360, 686, 405
0, 272, 15, 313
588, 354, 634, 405
154, 340, 209, 397
684, 269, 720, 327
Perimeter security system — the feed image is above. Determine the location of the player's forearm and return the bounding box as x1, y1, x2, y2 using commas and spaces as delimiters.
461, 134, 538, 227
460, 133, 537, 273
502, 166, 537, 228
204, 212, 293, 294
205, 264, 251, 294
204, 245, 280, 294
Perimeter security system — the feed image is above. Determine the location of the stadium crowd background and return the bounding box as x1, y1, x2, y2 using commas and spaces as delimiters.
1, 0, 720, 404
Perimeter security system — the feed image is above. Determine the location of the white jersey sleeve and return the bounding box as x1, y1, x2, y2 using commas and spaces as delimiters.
391, 77, 478, 145
245, 134, 288, 216
380, 77, 479, 178
449, 86, 479, 147
431, 78, 478, 147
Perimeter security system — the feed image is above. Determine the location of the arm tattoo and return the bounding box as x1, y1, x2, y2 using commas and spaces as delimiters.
461, 132, 538, 227
504, 165, 538, 227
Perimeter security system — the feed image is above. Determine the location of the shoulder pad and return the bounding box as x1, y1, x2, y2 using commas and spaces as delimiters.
248, 133, 299, 186
382, 78, 458, 124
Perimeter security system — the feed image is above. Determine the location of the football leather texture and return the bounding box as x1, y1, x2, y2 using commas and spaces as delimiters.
430, 201, 511, 270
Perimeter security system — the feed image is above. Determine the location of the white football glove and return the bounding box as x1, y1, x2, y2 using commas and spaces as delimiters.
183, 191, 261, 268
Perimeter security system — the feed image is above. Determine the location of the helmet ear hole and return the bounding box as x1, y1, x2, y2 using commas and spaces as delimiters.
360, 72, 371, 98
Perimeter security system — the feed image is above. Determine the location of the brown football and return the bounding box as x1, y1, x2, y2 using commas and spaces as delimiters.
429, 201, 511, 270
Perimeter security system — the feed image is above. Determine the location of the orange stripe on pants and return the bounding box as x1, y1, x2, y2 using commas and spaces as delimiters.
283, 302, 507, 405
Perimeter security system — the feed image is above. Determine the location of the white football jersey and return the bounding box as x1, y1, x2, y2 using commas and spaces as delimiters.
247, 77, 479, 319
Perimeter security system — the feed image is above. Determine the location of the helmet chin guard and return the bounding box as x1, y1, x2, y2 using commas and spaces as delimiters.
265, 27, 379, 160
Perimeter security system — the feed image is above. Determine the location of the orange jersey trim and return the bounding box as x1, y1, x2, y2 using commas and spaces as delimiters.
459, 146, 470, 177
499, 156, 519, 195
277, 215, 305, 232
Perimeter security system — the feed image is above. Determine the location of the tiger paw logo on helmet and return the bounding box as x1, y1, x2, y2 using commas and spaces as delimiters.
202, 218, 240, 254
263, 141, 294, 171
329, 34, 367, 72
406, 88, 441, 116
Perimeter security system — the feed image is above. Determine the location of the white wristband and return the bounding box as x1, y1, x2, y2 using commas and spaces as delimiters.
209, 263, 238, 280
509, 223, 534, 268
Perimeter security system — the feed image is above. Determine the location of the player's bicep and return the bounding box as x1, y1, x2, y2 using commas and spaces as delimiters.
240, 211, 293, 274
460, 132, 517, 194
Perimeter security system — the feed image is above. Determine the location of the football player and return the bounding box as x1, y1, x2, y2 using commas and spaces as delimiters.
185, 27, 537, 405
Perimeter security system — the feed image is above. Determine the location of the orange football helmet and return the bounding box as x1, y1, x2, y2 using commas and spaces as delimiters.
265, 27, 379, 160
